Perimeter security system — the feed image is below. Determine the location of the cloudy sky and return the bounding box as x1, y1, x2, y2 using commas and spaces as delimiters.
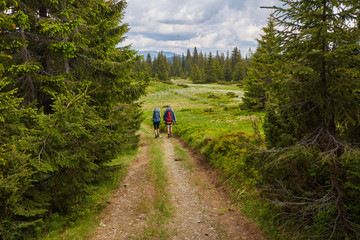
122, 0, 280, 56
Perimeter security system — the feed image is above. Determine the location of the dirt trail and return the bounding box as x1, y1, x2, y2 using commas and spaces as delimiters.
89, 136, 153, 239
90, 129, 264, 240
162, 137, 219, 239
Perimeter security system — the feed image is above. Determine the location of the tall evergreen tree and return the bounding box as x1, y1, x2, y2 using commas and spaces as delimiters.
171, 55, 183, 78
204, 52, 217, 83
198, 51, 205, 70
184, 48, 192, 76
0, 0, 147, 237
230, 47, 246, 82
153, 51, 169, 81
190, 63, 202, 83
192, 47, 199, 66
262, 0, 360, 238
242, 16, 280, 109
214, 58, 224, 81
223, 51, 232, 81
145, 53, 153, 76
230, 47, 241, 70
181, 53, 185, 72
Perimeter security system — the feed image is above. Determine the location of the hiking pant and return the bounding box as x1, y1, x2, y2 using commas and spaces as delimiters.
153, 121, 160, 130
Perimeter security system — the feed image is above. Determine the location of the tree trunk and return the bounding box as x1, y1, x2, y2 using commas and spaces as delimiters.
320, 0, 350, 233
64, 60, 70, 73
20, 27, 35, 105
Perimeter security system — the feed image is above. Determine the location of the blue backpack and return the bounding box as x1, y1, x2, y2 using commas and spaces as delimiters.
153, 107, 161, 122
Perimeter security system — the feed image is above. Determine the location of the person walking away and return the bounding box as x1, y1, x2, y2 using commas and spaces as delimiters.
152, 107, 161, 138
163, 105, 176, 138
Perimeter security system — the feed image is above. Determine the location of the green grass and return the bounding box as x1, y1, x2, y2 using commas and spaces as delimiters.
174, 145, 194, 172
141, 79, 264, 139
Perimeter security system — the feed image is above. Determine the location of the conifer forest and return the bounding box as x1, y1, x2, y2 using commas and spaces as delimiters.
1, 0, 360, 239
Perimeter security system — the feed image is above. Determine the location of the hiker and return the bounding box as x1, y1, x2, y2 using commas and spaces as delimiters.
152, 107, 161, 138
163, 105, 176, 138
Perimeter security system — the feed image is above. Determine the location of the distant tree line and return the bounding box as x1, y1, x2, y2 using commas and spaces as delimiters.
134, 47, 248, 84
0, 0, 147, 239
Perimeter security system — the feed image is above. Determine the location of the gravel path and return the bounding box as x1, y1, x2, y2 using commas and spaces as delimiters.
89, 139, 153, 239
162, 137, 219, 239
89, 129, 264, 240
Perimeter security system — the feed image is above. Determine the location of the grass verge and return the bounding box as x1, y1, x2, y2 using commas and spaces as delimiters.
173, 145, 193, 172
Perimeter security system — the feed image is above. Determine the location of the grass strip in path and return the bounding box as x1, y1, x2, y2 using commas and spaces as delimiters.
134, 130, 174, 239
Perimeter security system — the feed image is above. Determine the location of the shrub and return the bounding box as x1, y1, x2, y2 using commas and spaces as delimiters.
203, 131, 263, 188
177, 84, 189, 88
226, 92, 237, 98
175, 123, 214, 148
208, 94, 221, 99
256, 147, 360, 239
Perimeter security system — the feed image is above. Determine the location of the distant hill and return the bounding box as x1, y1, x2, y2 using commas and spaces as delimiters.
137, 51, 180, 62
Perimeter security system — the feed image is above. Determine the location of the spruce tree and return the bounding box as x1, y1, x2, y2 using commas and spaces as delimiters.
153, 52, 169, 81
262, 0, 360, 237
242, 16, 281, 109
232, 60, 246, 82
0, 0, 147, 237
190, 63, 202, 83
192, 47, 199, 66
223, 51, 232, 81
214, 58, 224, 81
145, 53, 153, 76
204, 52, 217, 83
230, 47, 241, 70
198, 51, 205, 71
171, 55, 183, 78
184, 48, 192, 76
230, 47, 246, 82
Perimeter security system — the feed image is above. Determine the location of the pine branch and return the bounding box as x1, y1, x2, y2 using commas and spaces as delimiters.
38, 85, 101, 163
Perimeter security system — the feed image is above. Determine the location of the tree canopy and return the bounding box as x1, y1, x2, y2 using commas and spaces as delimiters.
0, 0, 147, 238
256, 0, 360, 238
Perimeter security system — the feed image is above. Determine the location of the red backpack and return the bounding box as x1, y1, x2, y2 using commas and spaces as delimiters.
165, 110, 172, 123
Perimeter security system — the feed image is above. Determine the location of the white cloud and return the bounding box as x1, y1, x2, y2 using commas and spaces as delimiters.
122, 0, 280, 55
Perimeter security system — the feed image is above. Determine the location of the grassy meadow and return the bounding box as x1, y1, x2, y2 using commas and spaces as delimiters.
141, 79, 263, 138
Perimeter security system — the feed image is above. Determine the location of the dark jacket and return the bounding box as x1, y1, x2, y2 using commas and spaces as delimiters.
163, 108, 176, 123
